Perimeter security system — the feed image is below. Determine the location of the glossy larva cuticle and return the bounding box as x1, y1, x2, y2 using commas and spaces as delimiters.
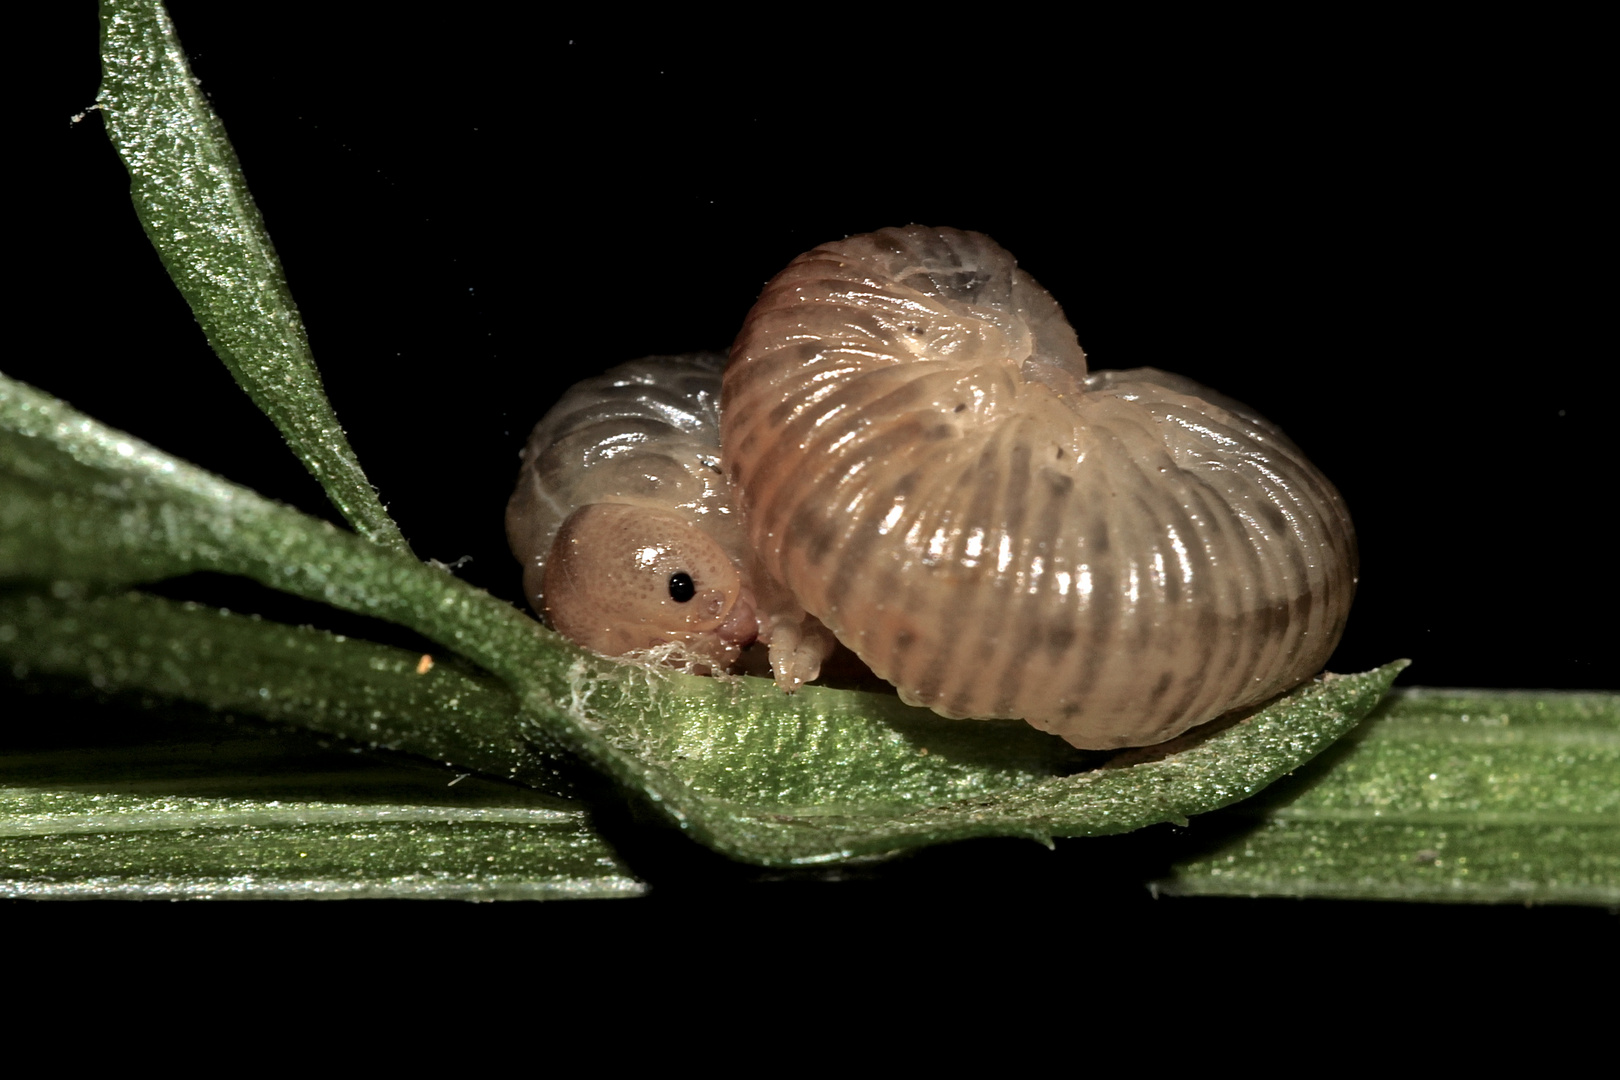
505, 353, 828, 684
721, 225, 1358, 749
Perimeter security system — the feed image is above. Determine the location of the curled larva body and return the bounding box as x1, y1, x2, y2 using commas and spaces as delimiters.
723, 226, 1358, 749
506, 354, 746, 669
506, 354, 832, 684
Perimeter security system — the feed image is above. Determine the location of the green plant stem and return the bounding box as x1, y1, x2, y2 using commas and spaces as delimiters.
1164, 688, 1620, 905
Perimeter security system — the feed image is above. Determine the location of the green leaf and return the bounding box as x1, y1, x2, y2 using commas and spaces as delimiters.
1, 589, 646, 898
0, 712, 643, 901
0, 374, 1405, 866
544, 651, 1406, 864
0, 371, 607, 774
94, 0, 408, 554
0, 590, 558, 790
1162, 688, 1620, 905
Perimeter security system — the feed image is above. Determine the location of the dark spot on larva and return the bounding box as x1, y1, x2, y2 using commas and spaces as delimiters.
1264, 597, 1298, 657
767, 397, 798, 428
1090, 518, 1111, 554
954, 403, 967, 413
790, 503, 840, 567
1041, 469, 1074, 496
1046, 625, 1076, 655
1294, 587, 1314, 628
923, 423, 955, 441
1149, 670, 1175, 703
908, 326, 922, 335
1259, 500, 1289, 535
1055, 447, 1065, 459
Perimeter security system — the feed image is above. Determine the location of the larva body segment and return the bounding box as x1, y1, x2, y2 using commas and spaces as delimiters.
723, 226, 1358, 749
506, 354, 832, 684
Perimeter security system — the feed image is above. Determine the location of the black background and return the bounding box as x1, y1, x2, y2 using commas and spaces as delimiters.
12, 6, 1612, 934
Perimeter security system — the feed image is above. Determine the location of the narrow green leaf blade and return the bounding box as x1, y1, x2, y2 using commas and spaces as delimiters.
1162, 688, 1620, 905
94, 0, 408, 553
1, 373, 1403, 867
0, 721, 643, 901
0, 590, 554, 790
570, 660, 1406, 864
0, 590, 643, 899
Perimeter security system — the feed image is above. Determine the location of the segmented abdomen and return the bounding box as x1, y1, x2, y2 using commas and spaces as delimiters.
722, 226, 1357, 748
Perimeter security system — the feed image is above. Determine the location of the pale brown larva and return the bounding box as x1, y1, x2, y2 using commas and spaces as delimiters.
510, 226, 1357, 750
722, 226, 1357, 749
505, 354, 834, 687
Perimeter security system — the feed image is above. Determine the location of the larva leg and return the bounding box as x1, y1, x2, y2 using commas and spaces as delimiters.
747, 567, 836, 691
765, 612, 838, 693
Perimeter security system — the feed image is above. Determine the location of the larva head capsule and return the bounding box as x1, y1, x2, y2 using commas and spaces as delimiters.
542, 502, 758, 671
507, 353, 827, 683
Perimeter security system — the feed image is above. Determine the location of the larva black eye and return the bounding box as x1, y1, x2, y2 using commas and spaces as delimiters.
668, 572, 696, 603
535, 502, 746, 659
